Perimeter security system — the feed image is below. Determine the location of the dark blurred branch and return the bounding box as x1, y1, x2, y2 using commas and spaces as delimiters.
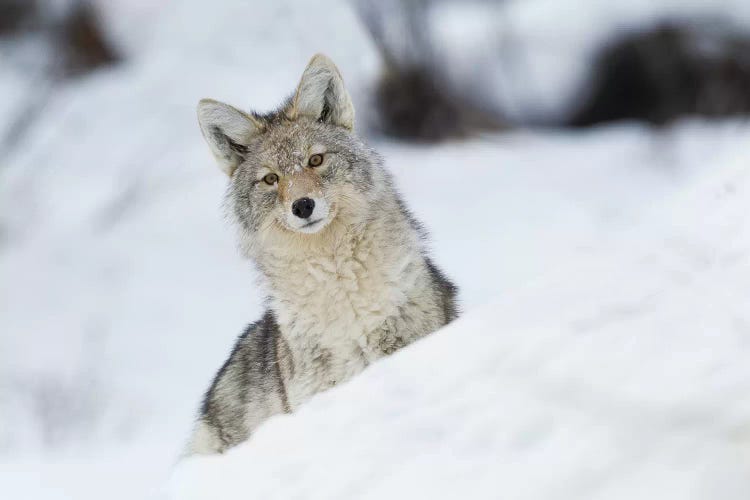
354, 0, 506, 141
0, 0, 120, 161
0, 0, 36, 34
570, 19, 750, 126
54, 1, 120, 78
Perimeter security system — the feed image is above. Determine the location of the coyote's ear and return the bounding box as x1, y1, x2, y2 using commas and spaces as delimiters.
290, 54, 354, 130
197, 99, 262, 176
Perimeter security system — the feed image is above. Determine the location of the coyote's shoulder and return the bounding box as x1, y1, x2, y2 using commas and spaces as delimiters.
188, 54, 457, 455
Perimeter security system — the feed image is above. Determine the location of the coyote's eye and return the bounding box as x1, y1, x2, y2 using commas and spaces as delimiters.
263, 173, 278, 185
308, 154, 324, 167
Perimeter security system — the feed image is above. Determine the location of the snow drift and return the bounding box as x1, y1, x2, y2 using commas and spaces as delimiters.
169, 154, 750, 499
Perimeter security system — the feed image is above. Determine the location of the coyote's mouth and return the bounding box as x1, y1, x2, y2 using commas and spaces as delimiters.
291, 216, 330, 235
301, 218, 324, 229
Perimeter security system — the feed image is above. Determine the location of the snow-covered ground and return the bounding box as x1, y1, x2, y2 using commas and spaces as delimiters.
1, 1, 749, 499
170, 145, 750, 499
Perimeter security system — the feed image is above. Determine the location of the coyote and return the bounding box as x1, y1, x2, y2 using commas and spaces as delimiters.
189, 54, 457, 454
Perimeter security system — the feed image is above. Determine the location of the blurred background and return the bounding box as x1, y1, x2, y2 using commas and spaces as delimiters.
1, 0, 749, 498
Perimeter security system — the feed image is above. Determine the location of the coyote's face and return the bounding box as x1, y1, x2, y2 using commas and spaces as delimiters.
197, 55, 379, 246
229, 118, 372, 237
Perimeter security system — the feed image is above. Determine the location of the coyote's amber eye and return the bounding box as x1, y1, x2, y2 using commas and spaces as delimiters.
263, 173, 278, 185
308, 153, 324, 167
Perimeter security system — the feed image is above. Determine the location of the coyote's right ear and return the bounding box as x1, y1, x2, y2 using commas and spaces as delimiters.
197, 99, 262, 176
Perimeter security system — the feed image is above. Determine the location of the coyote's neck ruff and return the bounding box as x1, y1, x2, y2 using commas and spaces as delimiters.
260, 190, 439, 405
189, 54, 457, 455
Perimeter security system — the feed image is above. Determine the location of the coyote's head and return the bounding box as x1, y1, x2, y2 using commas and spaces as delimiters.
197, 54, 383, 254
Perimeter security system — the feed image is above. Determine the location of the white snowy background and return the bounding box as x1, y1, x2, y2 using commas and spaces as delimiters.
1, 1, 749, 499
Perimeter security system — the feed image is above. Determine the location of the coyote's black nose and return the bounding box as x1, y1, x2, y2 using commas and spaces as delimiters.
292, 197, 315, 219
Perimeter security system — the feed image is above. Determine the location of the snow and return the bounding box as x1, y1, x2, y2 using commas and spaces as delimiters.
1, 0, 750, 499
167, 147, 750, 500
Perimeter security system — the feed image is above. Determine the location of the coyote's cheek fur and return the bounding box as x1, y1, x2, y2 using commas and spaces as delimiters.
188, 54, 458, 455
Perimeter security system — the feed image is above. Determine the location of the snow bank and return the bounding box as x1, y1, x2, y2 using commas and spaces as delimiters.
169, 155, 750, 499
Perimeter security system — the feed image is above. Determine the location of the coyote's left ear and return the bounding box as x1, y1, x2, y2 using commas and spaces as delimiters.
291, 54, 354, 130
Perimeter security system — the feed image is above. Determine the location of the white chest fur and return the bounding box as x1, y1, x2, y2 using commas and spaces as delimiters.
260, 220, 425, 406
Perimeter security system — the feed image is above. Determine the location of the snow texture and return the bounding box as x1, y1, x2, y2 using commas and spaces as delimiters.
169, 151, 750, 499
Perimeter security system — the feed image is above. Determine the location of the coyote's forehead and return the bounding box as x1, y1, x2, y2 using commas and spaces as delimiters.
250, 121, 332, 174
